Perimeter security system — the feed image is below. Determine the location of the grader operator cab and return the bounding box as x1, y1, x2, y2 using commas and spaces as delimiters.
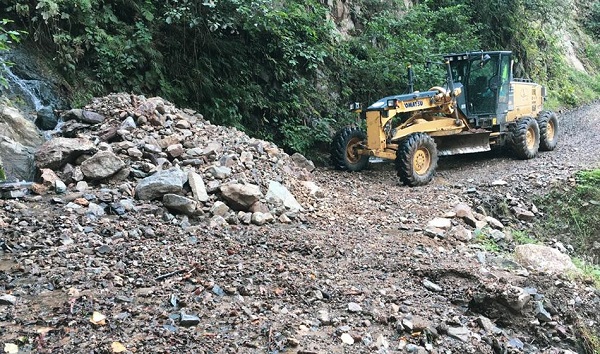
331, 51, 559, 186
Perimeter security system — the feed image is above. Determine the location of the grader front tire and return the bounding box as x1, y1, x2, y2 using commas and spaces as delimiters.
396, 133, 438, 186
537, 111, 559, 151
330, 126, 369, 172
510, 117, 540, 160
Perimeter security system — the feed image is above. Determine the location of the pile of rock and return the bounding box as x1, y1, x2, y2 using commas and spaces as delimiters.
30, 93, 319, 226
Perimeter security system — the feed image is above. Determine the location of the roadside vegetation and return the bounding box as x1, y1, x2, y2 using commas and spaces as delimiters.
1, 0, 599, 159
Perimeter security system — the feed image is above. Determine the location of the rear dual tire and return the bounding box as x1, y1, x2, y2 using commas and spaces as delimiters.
537, 111, 559, 151
509, 117, 540, 159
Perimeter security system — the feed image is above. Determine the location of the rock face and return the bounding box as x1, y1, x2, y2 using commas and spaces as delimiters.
0, 136, 37, 181
514, 244, 577, 274
0, 104, 44, 148
35, 137, 96, 170
0, 104, 45, 181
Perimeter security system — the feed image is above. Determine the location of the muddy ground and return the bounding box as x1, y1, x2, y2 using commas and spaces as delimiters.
1, 102, 600, 353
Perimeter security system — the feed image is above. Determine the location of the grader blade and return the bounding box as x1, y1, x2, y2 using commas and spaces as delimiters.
435, 132, 491, 156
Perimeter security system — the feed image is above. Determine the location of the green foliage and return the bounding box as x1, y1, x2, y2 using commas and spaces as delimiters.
535, 169, 600, 259
512, 229, 539, 245
0, 18, 24, 88
584, 2, 600, 38
1, 0, 599, 156
572, 258, 600, 289
0, 165, 5, 181
474, 228, 501, 252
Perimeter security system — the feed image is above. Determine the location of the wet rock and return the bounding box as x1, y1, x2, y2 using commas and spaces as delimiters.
35, 137, 96, 170
81, 151, 126, 180
266, 180, 303, 212
163, 194, 197, 215
220, 183, 263, 211
135, 168, 187, 200
35, 106, 57, 130
515, 244, 577, 274
63, 109, 106, 124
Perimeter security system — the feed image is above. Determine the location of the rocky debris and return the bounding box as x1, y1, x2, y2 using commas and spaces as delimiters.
80, 150, 126, 180
513, 206, 535, 221
0, 104, 44, 148
220, 183, 263, 211
266, 180, 303, 212
0, 294, 17, 305
134, 168, 187, 200
35, 137, 96, 170
0, 98, 599, 353
514, 244, 578, 274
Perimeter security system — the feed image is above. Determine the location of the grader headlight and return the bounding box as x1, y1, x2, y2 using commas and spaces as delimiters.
386, 99, 398, 109
349, 102, 362, 112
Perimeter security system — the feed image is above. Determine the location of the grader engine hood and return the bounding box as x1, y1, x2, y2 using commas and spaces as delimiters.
366, 90, 443, 111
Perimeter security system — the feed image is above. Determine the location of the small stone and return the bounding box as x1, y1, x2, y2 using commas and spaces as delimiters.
208, 166, 232, 180
317, 310, 332, 325
341, 333, 354, 345
180, 313, 200, 327
347, 302, 362, 313
427, 217, 452, 230
535, 301, 553, 322
0, 294, 17, 305
422, 279, 442, 292
55, 180, 67, 194
446, 326, 471, 342
492, 179, 507, 186
485, 216, 504, 230
512, 207, 535, 221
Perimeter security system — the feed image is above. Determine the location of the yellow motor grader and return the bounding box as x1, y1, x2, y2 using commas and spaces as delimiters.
331, 51, 559, 186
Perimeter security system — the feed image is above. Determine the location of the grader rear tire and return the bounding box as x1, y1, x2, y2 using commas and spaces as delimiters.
396, 133, 438, 186
330, 126, 369, 172
537, 111, 558, 151
509, 117, 540, 160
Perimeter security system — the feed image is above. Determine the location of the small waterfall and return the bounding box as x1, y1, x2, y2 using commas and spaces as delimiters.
1, 59, 44, 112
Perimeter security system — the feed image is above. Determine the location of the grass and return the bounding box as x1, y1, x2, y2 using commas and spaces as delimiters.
576, 317, 600, 354
474, 228, 501, 252
534, 169, 600, 259
511, 229, 539, 245
572, 257, 600, 289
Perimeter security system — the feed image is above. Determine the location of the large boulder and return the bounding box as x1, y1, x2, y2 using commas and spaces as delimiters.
266, 180, 303, 212
162, 194, 197, 215
220, 183, 263, 211
135, 168, 188, 200
514, 244, 577, 274
188, 171, 209, 202
0, 136, 37, 181
0, 104, 44, 148
35, 106, 58, 131
35, 137, 96, 170
80, 151, 126, 180
62, 109, 106, 125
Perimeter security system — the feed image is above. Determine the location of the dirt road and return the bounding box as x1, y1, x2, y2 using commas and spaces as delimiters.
1, 102, 600, 353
